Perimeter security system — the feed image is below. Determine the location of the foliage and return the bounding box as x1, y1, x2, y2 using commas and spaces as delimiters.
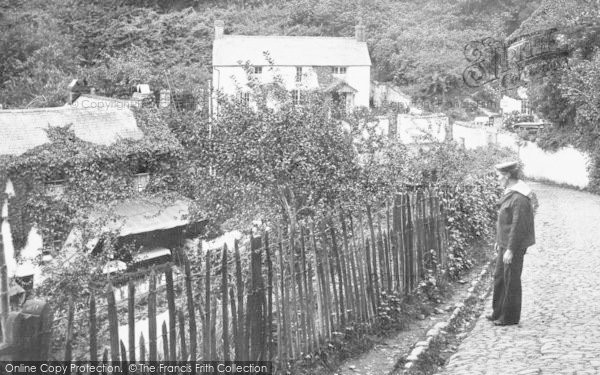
442, 173, 502, 279
373, 291, 407, 332
419, 250, 444, 302
522, 0, 600, 192
0, 0, 539, 109
402, 143, 512, 278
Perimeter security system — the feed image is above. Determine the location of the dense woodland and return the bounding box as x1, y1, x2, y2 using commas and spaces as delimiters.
0, 0, 541, 109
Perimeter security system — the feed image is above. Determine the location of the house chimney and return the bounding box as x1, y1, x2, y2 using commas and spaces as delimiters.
68, 78, 89, 104
215, 20, 224, 40
355, 21, 366, 42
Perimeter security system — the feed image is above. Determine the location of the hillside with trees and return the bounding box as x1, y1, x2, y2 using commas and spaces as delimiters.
0, 0, 540, 108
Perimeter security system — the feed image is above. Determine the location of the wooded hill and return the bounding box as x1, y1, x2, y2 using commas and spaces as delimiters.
0, 0, 540, 109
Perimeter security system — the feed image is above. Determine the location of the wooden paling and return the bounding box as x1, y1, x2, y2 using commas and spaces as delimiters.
64, 297, 74, 361
338, 211, 355, 322
221, 244, 230, 360
89, 291, 98, 361
264, 231, 274, 360
162, 321, 169, 361
128, 280, 136, 362
229, 286, 238, 360
178, 309, 188, 361
74, 188, 448, 369
148, 269, 157, 361
184, 259, 197, 360
106, 283, 120, 362
234, 239, 245, 361
204, 249, 211, 359
366, 206, 380, 309
165, 266, 177, 360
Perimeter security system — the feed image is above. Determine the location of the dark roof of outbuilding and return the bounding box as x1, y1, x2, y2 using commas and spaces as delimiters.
0, 105, 143, 156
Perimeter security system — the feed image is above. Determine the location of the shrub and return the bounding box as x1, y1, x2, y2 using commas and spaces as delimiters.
405, 143, 511, 279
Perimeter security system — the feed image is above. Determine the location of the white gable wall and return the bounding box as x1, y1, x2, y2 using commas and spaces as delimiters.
213, 65, 370, 109
500, 95, 522, 114
346, 66, 370, 108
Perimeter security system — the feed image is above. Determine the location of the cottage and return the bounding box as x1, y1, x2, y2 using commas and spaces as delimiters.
211, 20, 372, 114
0, 96, 188, 289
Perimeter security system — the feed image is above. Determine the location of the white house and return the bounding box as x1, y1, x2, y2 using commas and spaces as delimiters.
500, 87, 530, 115
211, 20, 371, 113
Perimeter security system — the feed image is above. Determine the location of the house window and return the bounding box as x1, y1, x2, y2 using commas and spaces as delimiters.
488, 117, 495, 127
44, 170, 66, 198
134, 162, 150, 192
133, 173, 150, 192
521, 99, 531, 114
332, 66, 347, 74
254, 66, 262, 74
240, 92, 251, 106
296, 67, 302, 82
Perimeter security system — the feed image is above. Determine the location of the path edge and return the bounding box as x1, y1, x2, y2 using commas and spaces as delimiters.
396, 256, 497, 374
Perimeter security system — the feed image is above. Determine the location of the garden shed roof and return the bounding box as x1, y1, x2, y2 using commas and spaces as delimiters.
102, 198, 191, 237
61, 197, 200, 253
0, 105, 143, 156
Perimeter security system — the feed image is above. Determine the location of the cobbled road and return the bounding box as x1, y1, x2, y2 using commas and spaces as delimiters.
437, 182, 600, 375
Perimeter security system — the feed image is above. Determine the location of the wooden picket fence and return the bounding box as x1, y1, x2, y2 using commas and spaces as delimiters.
56, 189, 447, 371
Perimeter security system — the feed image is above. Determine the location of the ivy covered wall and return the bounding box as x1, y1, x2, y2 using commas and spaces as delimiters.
0, 108, 185, 255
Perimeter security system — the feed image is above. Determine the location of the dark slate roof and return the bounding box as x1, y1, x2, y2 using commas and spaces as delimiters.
100, 198, 191, 237
0, 105, 143, 156
61, 198, 195, 253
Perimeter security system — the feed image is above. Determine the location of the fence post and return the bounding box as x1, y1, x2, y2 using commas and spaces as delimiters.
337, 211, 355, 323
296, 227, 308, 353
139, 333, 146, 361
184, 260, 197, 360
366, 205, 380, 309
278, 234, 291, 363
162, 321, 169, 361
165, 267, 177, 360
204, 249, 211, 360
229, 287, 238, 360
106, 282, 120, 362
128, 280, 136, 362
149, 268, 158, 361
234, 240, 245, 361
248, 234, 265, 361
349, 215, 368, 322
0, 215, 9, 339
221, 244, 230, 361
265, 231, 274, 360
63, 297, 74, 361
310, 221, 329, 342
89, 291, 98, 361
179, 309, 188, 360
